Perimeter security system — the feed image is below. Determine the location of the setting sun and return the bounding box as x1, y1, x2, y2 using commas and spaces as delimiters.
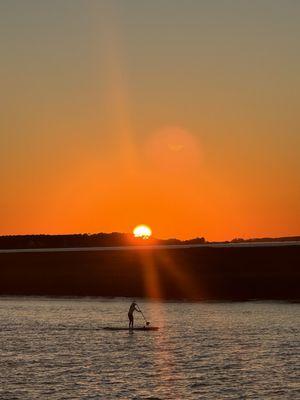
133, 225, 152, 239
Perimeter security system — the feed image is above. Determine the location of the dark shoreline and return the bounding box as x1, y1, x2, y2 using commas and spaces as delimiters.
0, 295, 298, 304
0, 245, 299, 301
1, 233, 299, 250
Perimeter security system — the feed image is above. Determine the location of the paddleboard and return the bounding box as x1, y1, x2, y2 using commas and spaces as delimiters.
103, 326, 159, 331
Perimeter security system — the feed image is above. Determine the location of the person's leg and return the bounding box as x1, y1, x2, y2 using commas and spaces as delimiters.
129, 315, 133, 329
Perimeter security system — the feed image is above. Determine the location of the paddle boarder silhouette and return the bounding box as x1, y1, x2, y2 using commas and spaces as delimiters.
128, 301, 141, 329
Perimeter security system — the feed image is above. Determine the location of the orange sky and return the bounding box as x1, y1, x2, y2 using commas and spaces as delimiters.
0, 1, 299, 241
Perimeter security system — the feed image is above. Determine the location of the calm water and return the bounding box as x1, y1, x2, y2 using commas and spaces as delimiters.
0, 298, 299, 399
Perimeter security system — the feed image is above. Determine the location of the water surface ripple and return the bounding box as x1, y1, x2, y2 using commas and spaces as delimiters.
0, 298, 299, 399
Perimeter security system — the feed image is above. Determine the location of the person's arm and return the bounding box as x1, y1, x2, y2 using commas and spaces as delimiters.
135, 306, 141, 312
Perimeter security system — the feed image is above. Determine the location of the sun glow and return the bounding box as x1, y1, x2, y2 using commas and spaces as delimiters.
133, 224, 152, 239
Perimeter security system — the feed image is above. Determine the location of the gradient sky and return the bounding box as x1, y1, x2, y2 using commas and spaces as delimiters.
0, 0, 299, 240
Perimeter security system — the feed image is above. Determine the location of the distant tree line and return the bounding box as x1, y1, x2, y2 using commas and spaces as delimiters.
0, 233, 299, 250
229, 236, 300, 243
0, 233, 207, 249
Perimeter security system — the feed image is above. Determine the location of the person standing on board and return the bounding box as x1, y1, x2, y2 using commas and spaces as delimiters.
128, 301, 141, 329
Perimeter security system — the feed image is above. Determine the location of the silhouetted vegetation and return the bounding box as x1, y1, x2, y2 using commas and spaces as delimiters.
230, 236, 300, 243
0, 233, 299, 250
0, 233, 207, 249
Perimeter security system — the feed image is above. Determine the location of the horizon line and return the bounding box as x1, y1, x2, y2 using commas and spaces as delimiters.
1, 240, 300, 254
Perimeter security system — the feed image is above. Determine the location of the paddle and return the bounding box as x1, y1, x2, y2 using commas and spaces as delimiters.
136, 304, 150, 326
